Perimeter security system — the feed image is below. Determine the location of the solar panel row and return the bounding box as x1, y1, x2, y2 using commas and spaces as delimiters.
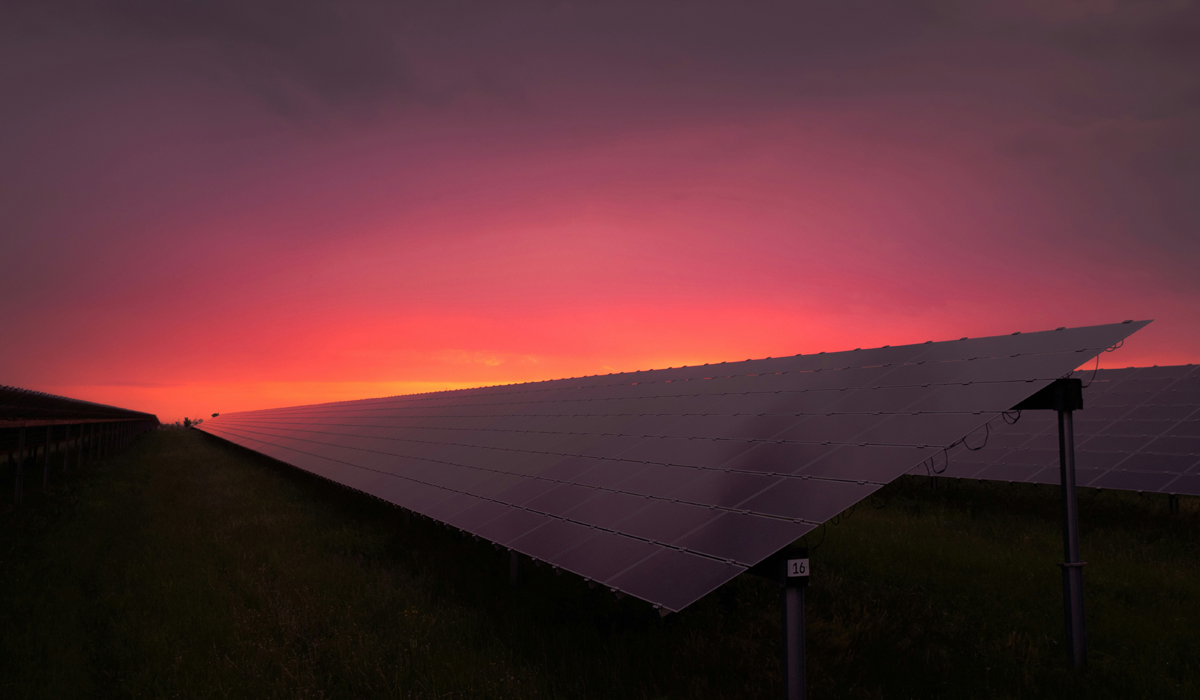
199, 321, 1148, 612
914, 364, 1200, 496
0, 384, 159, 426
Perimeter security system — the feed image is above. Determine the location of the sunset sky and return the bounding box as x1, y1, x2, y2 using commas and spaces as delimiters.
3, 1, 1198, 422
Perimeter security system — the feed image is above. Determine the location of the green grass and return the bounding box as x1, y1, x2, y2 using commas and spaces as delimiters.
1, 430, 1197, 699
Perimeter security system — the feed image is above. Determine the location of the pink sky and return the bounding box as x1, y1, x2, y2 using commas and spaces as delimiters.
2, 1, 1198, 422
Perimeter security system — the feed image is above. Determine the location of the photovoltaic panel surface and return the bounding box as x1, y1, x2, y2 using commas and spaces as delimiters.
198, 321, 1147, 612
911, 364, 1200, 496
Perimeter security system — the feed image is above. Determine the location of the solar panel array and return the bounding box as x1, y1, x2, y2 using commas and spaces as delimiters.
198, 321, 1147, 612
0, 384, 159, 426
914, 364, 1200, 496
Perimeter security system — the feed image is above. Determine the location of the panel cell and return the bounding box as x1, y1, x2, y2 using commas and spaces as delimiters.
510, 518, 598, 562
740, 478, 877, 523
675, 512, 814, 565
666, 470, 781, 508
608, 548, 744, 612
616, 501, 720, 545
550, 531, 660, 584
561, 490, 652, 528
524, 483, 602, 517
473, 509, 549, 546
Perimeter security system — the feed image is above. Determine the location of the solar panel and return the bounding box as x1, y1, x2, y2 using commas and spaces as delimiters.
911, 364, 1200, 496
198, 321, 1147, 613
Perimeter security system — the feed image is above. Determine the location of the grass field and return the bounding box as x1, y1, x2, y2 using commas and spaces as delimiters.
1, 430, 1197, 699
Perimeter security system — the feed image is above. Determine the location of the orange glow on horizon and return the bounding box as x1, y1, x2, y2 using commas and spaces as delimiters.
35, 313, 1179, 425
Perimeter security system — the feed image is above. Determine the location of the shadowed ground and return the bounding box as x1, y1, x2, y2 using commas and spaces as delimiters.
1, 430, 1196, 699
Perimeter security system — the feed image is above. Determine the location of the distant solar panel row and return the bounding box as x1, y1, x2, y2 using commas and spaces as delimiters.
915, 364, 1200, 496
199, 321, 1147, 612
0, 384, 159, 425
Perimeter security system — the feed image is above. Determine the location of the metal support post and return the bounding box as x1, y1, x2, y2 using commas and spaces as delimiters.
1058, 408, 1087, 671
780, 549, 809, 700
43, 426, 52, 487
15, 426, 25, 505
1169, 494, 1180, 515
1014, 377, 1088, 671
509, 550, 521, 587
64, 425, 72, 473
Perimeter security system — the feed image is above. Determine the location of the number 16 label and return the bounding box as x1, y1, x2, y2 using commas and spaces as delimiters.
787, 558, 809, 578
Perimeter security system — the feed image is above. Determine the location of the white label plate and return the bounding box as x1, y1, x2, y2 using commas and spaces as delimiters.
787, 558, 809, 578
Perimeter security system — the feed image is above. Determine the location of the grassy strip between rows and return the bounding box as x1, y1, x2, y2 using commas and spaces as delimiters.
1, 430, 1197, 699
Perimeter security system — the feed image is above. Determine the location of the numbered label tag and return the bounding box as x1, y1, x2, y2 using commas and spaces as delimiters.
787, 558, 809, 578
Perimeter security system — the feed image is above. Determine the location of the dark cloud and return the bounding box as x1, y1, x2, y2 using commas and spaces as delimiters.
3, 1, 1199, 268
5, 0, 1197, 125
12, 0, 424, 117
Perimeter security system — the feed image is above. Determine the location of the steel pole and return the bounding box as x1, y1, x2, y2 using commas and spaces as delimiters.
64, 424, 71, 473
509, 550, 521, 587
782, 585, 807, 700
15, 426, 25, 505
43, 426, 51, 487
1058, 409, 1087, 670
775, 551, 810, 700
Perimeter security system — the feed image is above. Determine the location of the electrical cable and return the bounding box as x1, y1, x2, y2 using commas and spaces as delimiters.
1081, 339, 1123, 388
961, 421, 990, 451
1082, 354, 1102, 388
802, 523, 827, 551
